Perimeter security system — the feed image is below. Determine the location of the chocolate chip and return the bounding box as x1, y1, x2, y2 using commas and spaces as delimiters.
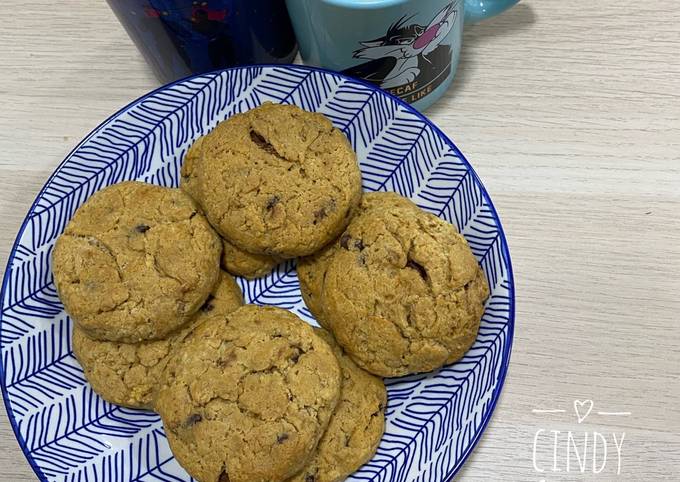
313, 199, 336, 224
277, 433, 289, 443
217, 351, 237, 368
406, 260, 427, 281
189, 211, 197, 219
135, 224, 150, 233
290, 347, 302, 364
201, 294, 215, 312
340, 234, 365, 252
184, 413, 202, 426
218, 471, 230, 482
250, 130, 277, 155
266, 195, 280, 211
313, 207, 327, 224
304, 474, 316, 482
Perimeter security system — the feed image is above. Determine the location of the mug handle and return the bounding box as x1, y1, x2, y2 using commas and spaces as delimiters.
464, 0, 520, 24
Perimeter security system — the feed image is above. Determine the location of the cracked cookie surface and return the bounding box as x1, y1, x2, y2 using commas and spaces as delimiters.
288, 328, 386, 482
155, 305, 342, 482
181, 135, 281, 279
192, 102, 362, 258
303, 192, 490, 377
72, 271, 243, 409
53, 181, 221, 342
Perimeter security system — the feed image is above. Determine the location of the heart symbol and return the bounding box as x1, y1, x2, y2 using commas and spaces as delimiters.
574, 399, 593, 423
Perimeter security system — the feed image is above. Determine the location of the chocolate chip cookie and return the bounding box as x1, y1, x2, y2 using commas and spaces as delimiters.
53, 181, 222, 343
302, 191, 489, 377
155, 305, 342, 482
193, 102, 362, 258
289, 329, 386, 482
72, 271, 243, 409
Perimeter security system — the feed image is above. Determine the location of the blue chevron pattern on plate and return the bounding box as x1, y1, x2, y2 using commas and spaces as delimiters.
0, 65, 514, 482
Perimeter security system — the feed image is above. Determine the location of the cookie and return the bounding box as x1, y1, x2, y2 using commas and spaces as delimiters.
194, 102, 362, 258
180, 135, 206, 201
221, 238, 281, 279
297, 192, 418, 328
53, 181, 222, 343
305, 191, 489, 377
289, 329, 386, 482
181, 135, 281, 279
155, 305, 342, 482
297, 243, 337, 329
72, 271, 243, 409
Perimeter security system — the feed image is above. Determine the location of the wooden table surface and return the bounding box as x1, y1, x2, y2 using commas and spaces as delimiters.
1, 1, 678, 480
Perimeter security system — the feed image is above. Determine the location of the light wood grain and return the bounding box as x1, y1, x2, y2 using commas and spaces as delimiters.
1, 0, 679, 480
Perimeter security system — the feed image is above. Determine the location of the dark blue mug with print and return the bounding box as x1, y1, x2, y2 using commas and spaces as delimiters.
108, 0, 298, 83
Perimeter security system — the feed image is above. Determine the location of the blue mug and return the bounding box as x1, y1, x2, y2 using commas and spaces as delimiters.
286, 0, 519, 110
108, 0, 298, 84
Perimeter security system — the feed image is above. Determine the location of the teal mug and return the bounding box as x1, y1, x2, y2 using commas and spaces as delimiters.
286, 0, 519, 110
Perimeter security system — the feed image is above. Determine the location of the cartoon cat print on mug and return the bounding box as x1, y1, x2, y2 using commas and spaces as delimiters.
345, 4, 458, 103
286, 0, 519, 110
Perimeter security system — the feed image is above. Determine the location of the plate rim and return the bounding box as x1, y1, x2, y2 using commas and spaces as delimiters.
0, 63, 515, 482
